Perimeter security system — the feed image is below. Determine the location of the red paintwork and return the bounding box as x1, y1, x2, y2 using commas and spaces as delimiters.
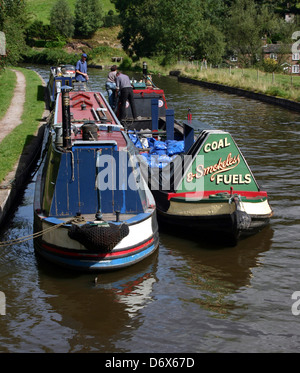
133, 88, 168, 108
56, 91, 117, 124
167, 190, 268, 201
41, 237, 154, 258
56, 91, 127, 149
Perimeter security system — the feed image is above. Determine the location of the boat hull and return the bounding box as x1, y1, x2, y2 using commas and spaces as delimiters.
34, 213, 159, 272
34, 88, 160, 271
152, 190, 273, 244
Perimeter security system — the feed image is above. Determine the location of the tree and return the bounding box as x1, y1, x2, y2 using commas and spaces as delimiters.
74, 0, 103, 38
156, 0, 204, 61
225, 0, 282, 66
113, 0, 204, 61
0, 0, 28, 65
112, 0, 160, 57
50, 0, 74, 38
193, 22, 226, 65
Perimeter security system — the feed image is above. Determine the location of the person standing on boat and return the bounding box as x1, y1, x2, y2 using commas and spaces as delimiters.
75, 53, 89, 82
115, 71, 137, 120
106, 65, 117, 110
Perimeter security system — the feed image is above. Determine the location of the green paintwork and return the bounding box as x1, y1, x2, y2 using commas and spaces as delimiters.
176, 131, 259, 194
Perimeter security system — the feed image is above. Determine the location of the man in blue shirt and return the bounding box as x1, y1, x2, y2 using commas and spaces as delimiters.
75, 53, 89, 82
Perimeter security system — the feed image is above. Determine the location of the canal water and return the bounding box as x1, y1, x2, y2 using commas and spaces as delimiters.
0, 66, 299, 353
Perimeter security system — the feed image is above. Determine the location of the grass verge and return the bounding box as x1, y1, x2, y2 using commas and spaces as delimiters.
0, 69, 17, 121
173, 64, 300, 102
0, 67, 45, 182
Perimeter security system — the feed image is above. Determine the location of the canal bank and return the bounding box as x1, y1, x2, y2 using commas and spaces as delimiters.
170, 71, 300, 113
0, 69, 49, 227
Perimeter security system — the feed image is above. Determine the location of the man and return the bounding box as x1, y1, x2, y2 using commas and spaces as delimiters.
115, 71, 137, 120
75, 53, 89, 82
106, 65, 117, 109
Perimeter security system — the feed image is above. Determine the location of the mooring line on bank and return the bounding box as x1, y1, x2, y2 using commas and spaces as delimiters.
0, 218, 76, 248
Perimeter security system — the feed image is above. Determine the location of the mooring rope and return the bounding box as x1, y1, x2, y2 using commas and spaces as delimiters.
0, 216, 83, 247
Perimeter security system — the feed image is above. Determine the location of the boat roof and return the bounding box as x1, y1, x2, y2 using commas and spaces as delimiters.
54, 90, 126, 149
55, 90, 122, 126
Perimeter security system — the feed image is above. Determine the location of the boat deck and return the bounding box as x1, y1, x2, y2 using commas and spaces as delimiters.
58, 213, 137, 223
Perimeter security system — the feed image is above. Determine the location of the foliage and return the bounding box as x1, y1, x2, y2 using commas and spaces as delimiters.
25, 0, 115, 24
112, 0, 299, 66
119, 56, 133, 70
2, 0, 300, 69
74, 0, 104, 37
24, 48, 78, 65
103, 10, 120, 27
262, 57, 280, 72
113, 0, 206, 60
226, 0, 277, 66
88, 45, 125, 61
0, 0, 28, 66
50, 0, 74, 38
193, 21, 226, 65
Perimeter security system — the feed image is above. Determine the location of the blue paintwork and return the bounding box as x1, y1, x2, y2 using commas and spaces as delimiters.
36, 236, 158, 271
48, 144, 145, 217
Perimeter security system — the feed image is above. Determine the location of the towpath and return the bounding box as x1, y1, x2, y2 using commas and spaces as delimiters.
0, 68, 48, 226
0, 69, 26, 143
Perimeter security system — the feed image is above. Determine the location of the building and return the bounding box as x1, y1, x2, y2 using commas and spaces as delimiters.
262, 43, 300, 75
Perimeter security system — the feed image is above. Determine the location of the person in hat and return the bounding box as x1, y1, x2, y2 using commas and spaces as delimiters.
75, 53, 89, 82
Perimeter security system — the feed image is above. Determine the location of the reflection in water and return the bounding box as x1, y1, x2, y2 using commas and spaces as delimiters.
34, 252, 159, 352
0, 66, 300, 352
160, 226, 274, 317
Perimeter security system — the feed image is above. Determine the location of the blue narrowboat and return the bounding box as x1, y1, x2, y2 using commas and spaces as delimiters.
46, 65, 78, 109
34, 87, 159, 271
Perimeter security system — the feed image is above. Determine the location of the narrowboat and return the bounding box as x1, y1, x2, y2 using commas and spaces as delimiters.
46, 65, 86, 109
121, 66, 273, 244
116, 62, 170, 132
33, 87, 159, 271
131, 118, 273, 244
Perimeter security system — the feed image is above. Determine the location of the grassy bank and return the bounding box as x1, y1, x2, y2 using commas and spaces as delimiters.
173, 64, 300, 102
0, 69, 17, 121
26, 0, 115, 24
0, 68, 45, 182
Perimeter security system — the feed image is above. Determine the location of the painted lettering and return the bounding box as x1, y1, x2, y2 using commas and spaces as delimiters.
203, 137, 231, 153
187, 153, 252, 186
216, 173, 252, 185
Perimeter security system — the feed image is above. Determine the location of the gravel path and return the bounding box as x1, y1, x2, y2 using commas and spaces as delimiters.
0, 69, 26, 143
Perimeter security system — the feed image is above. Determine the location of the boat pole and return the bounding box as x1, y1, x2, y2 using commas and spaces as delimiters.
143, 61, 148, 81
95, 150, 103, 221
61, 86, 72, 149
